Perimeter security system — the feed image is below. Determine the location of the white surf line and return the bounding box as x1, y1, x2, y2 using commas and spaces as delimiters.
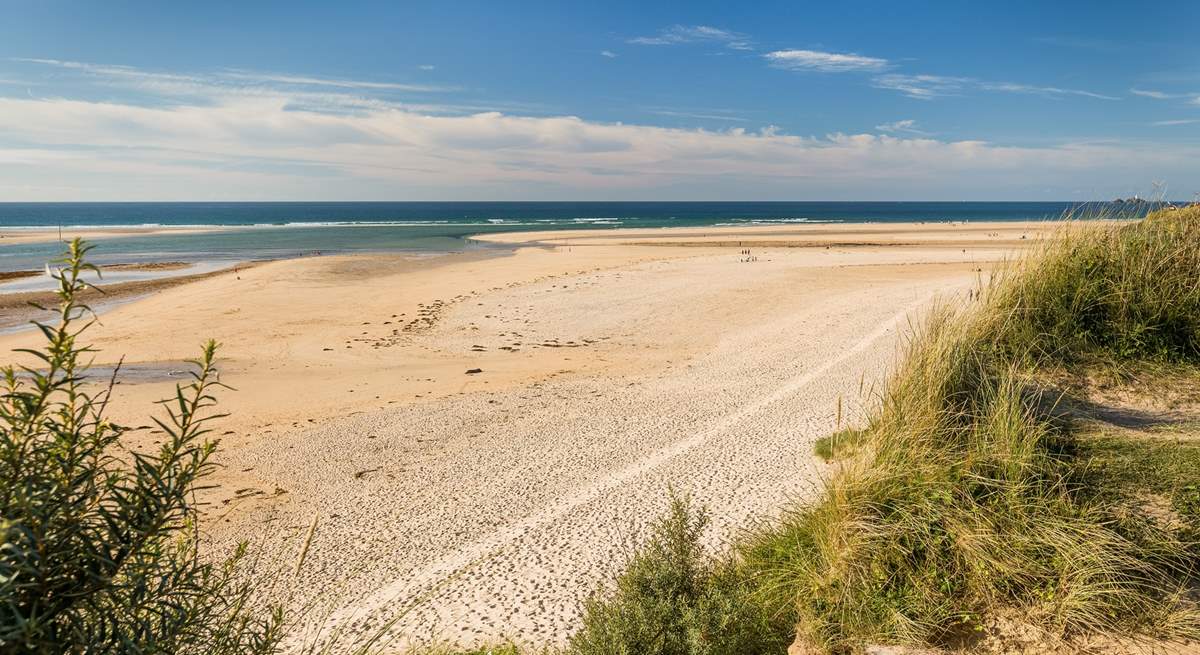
321, 290, 941, 638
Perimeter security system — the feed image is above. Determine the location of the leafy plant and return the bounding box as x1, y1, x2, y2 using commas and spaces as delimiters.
569, 493, 786, 655
0, 240, 281, 654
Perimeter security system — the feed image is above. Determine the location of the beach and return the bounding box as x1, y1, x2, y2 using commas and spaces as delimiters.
0, 220, 1059, 648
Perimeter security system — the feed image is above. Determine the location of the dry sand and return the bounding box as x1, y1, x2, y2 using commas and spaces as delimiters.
0, 221, 1062, 650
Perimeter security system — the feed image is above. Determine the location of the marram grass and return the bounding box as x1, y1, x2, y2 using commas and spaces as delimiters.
738, 205, 1200, 652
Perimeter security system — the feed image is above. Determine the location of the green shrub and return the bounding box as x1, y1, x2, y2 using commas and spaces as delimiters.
569, 494, 787, 655
0, 240, 281, 653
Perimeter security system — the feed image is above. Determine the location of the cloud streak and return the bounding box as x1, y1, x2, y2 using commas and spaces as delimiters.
871, 74, 969, 99
978, 81, 1120, 100
871, 72, 1117, 100
16, 58, 454, 94
647, 108, 749, 122
628, 25, 752, 50
1131, 88, 1178, 99
764, 49, 888, 73
875, 119, 929, 135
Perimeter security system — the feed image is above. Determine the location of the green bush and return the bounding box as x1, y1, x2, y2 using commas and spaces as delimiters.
0, 240, 281, 653
569, 494, 787, 655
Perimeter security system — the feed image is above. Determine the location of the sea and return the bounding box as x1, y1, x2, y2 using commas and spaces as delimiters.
0, 201, 1162, 273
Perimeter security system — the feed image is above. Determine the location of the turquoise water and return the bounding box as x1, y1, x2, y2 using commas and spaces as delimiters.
0, 201, 1158, 272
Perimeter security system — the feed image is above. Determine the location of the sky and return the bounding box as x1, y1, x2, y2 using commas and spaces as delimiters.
0, 1, 1198, 201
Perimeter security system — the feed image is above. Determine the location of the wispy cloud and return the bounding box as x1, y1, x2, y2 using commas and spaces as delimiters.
627, 25, 752, 50
872, 72, 1116, 101
1130, 88, 1198, 102
875, 119, 929, 135
872, 74, 969, 99
600, 50, 618, 59
6, 57, 517, 119
647, 108, 748, 122
220, 69, 452, 92
1151, 119, 1200, 126
764, 49, 888, 73
16, 58, 454, 94
418, 65, 436, 71
1034, 35, 1125, 52
978, 81, 1120, 100
1131, 88, 1176, 99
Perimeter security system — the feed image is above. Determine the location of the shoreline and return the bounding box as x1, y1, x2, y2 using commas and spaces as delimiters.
0, 215, 1128, 251
0, 262, 262, 331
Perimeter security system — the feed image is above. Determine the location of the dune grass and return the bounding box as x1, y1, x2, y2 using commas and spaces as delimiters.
569, 205, 1200, 654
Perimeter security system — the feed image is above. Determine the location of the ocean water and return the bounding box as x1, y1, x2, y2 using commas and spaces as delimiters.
0, 201, 1158, 273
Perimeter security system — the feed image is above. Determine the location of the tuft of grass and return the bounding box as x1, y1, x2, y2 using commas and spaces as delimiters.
813, 427, 869, 461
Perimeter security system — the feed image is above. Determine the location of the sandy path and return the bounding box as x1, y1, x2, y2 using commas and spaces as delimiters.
208, 253, 978, 650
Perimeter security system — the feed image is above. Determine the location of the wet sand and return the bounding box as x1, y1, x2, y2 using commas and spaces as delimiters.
0, 221, 1065, 650
0, 262, 256, 331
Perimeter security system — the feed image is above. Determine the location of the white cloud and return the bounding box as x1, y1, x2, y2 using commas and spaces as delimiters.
648, 108, 748, 122
1034, 36, 1123, 52
978, 81, 1120, 100
220, 70, 452, 92
0, 59, 1194, 200
1152, 119, 1200, 126
418, 65, 436, 71
16, 58, 452, 94
875, 119, 929, 135
628, 25, 752, 50
872, 73, 1117, 101
872, 74, 969, 99
600, 50, 618, 58
765, 49, 888, 73
1131, 88, 1178, 99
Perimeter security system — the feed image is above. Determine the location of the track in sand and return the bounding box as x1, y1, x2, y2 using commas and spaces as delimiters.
209, 252, 977, 649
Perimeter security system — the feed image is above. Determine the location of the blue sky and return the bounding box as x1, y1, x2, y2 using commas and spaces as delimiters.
1, 1, 1198, 200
